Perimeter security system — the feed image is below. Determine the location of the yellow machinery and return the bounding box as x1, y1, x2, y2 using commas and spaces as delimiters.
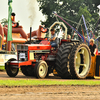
87, 56, 96, 78
87, 55, 100, 78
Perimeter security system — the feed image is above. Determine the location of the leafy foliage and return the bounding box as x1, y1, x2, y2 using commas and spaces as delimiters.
0, 18, 8, 27
37, 0, 100, 35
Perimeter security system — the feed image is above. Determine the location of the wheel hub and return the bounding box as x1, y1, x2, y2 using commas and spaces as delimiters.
39, 64, 46, 77
75, 47, 90, 77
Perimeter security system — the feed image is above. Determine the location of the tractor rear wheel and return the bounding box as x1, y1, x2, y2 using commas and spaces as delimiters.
55, 43, 75, 78
69, 43, 91, 79
5, 59, 19, 77
34, 60, 48, 79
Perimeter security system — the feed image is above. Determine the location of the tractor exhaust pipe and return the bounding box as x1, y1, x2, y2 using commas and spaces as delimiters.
30, 27, 32, 44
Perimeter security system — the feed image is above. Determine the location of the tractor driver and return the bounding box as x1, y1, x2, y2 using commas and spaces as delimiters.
49, 28, 57, 47
89, 39, 97, 56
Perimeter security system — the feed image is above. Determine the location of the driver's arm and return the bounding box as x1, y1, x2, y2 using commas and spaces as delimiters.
94, 48, 97, 55
49, 34, 57, 41
49, 37, 56, 41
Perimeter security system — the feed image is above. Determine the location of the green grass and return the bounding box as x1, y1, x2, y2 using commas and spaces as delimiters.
0, 66, 5, 71
0, 66, 100, 86
0, 80, 100, 86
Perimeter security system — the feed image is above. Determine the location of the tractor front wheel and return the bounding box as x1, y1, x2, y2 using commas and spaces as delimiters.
34, 60, 48, 79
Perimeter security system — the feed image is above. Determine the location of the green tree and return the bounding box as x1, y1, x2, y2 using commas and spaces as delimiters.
37, 0, 100, 35
78, 6, 92, 22
0, 18, 8, 27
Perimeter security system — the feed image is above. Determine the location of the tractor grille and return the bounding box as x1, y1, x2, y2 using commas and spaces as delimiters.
17, 45, 28, 50
17, 45, 28, 61
18, 50, 28, 61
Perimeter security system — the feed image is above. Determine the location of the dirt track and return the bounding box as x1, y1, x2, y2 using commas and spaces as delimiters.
0, 71, 100, 100
0, 85, 100, 100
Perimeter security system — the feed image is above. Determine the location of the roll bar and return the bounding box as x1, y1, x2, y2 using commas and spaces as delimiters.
49, 21, 67, 39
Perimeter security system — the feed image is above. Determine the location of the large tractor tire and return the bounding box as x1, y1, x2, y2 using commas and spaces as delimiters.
5, 59, 19, 77
55, 43, 75, 78
21, 66, 34, 76
69, 43, 91, 79
34, 60, 48, 79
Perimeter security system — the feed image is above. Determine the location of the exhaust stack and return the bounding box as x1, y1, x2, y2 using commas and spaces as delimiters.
30, 27, 32, 44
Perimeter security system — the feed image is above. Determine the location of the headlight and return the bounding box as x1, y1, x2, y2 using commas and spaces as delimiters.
30, 51, 34, 60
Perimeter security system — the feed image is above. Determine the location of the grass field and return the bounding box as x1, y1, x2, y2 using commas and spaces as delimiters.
0, 66, 100, 86
0, 66, 5, 71
0, 79, 100, 86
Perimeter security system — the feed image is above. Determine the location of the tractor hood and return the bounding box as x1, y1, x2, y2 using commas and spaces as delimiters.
17, 44, 51, 51
28, 44, 51, 51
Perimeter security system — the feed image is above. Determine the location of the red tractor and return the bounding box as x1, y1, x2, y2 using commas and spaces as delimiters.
5, 22, 91, 79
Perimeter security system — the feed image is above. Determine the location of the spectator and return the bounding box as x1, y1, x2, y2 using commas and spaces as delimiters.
67, 35, 71, 39
89, 39, 97, 56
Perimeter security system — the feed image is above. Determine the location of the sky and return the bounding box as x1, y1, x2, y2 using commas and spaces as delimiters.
0, 0, 45, 33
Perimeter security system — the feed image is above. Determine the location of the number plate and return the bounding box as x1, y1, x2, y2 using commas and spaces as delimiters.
19, 53, 25, 59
